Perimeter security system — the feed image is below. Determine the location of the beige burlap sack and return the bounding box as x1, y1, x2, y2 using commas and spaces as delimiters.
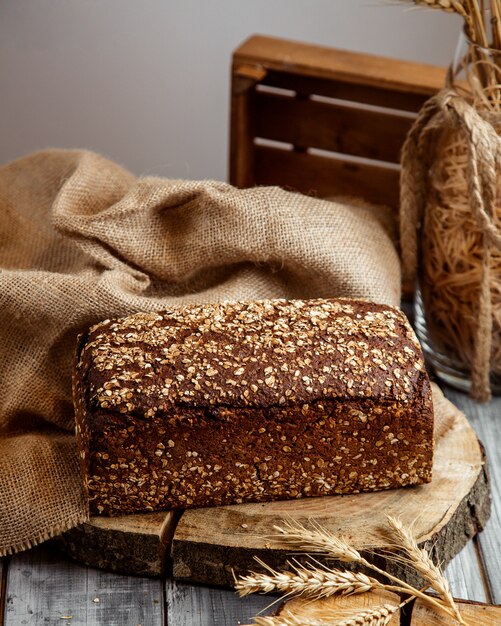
0, 149, 401, 556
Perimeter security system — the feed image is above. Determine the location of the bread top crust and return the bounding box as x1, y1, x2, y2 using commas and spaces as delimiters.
76, 298, 428, 417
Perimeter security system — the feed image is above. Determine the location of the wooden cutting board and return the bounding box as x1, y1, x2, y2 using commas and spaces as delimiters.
58, 385, 491, 586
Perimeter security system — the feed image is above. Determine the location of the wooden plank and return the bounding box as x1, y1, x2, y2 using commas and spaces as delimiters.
0, 559, 6, 626
58, 509, 178, 577
230, 66, 266, 188
165, 578, 270, 626
233, 35, 446, 97
445, 538, 488, 603
171, 386, 490, 588
255, 91, 413, 163
260, 71, 432, 113
4, 545, 164, 625
442, 388, 501, 604
412, 597, 501, 624
254, 144, 400, 207
251, 590, 401, 626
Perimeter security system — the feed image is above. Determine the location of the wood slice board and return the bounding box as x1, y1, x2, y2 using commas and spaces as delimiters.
259, 590, 402, 626
58, 509, 179, 577
58, 385, 491, 586
412, 598, 501, 624
252, 594, 501, 626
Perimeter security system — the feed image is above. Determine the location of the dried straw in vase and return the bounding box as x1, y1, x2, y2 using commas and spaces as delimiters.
420, 126, 501, 377
454, 45, 501, 112
400, 89, 501, 401
401, 1, 501, 108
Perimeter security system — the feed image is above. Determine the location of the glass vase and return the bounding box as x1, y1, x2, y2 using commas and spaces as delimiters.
414, 30, 501, 396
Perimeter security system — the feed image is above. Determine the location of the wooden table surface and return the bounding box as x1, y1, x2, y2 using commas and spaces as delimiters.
0, 386, 499, 626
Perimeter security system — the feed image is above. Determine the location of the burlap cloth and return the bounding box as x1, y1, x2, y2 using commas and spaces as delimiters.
0, 149, 401, 556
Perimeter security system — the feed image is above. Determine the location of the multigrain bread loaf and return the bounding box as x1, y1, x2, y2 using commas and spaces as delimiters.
73, 298, 434, 516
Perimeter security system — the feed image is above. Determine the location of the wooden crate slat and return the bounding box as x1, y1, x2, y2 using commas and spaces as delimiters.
255, 90, 413, 163
254, 145, 400, 209
234, 35, 445, 97
259, 71, 432, 113
230, 71, 260, 188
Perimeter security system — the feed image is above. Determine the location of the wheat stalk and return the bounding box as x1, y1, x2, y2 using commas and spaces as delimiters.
410, 0, 466, 14
273, 519, 362, 563
257, 518, 471, 625
490, 0, 501, 47
271, 520, 448, 614
322, 604, 398, 626
236, 558, 375, 599
400, 1, 501, 108
386, 516, 467, 625
253, 604, 398, 626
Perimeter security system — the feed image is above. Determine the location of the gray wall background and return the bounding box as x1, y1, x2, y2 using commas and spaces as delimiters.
0, 1, 461, 181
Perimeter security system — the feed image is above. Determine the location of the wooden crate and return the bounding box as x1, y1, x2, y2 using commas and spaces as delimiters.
230, 35, 446, 212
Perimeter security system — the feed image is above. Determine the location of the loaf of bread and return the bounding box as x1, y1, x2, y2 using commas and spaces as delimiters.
73, 298, 434, 516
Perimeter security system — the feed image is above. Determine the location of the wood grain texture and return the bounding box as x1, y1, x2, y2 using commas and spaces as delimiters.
229, 34, 438, 299
233, 35, 445, 96
255, 91, 414, 163
230, 35, 445, 199
166, 579, 270, 626
412, 597, 501, 624
445, 538, 488, 603
442, 388, 501, 604
229, 66, 264, 188
0, 559, 6, 626
172, 386, 490, 588
58, 510, 178, 576
4, 545, 164, 626
254, 590, 401, 626
254, 145, 400, 208
259, 70, 433, 113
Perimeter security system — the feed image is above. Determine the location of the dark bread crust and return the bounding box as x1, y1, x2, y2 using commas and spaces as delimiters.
73, 298, 434, 515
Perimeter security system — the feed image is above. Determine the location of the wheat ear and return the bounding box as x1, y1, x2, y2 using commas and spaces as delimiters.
252, 604, 398, 626
386, 516, 467, 625
236, 558, 374, 599
273, 519, 362, 563
411, 0, 465, 13
271, 518, 467, 623
322, 604, 398, 626
396, 0, 467, 15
